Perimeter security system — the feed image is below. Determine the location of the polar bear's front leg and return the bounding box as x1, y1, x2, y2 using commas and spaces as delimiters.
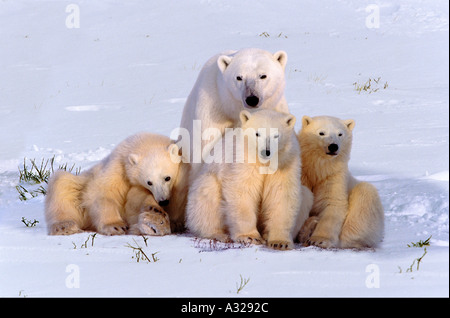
224, 196, 266, 246
298, 216, 319, 245
261, 168, 301, 250
167, 161, 190, 232
309, 175, 349, 248
90, 197, 128, 235
222, 169, 265, 245
82, 173, 128, 235
136, 206, 171, 236
309, 209, 346, 248
124, 186, 171, 235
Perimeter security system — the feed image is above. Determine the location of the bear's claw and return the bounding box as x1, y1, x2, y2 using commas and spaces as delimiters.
308, 235, 337, 249
49, 221, 83, 235
137, 207, 171, 236
234, 234, 266, 246
98, 222, 128, 235
268, 240, 293, 250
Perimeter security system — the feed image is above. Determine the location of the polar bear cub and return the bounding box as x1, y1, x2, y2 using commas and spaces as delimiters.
186, 109, 313, 250
45, 132, 180, 236
298, 115, 384, 248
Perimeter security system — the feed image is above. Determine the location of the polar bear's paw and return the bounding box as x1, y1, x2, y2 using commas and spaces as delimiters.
98, 221, 128, 236
297, 216, 320, 245
234, 234, 266, 246
49, 221, 83, 235
308, 235, 337, 249
205, 233, 232, 243
137, 206, 171, 236
268, 239, 293, 250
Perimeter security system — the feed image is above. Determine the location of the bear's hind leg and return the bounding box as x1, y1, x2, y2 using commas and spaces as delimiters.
340, 182, 384, 248
45, 171, 86, 235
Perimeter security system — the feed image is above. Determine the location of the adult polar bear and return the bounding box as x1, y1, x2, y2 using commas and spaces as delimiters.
170, 48, 290, 231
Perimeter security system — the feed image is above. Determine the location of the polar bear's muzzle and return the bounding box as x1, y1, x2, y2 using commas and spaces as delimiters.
326, 143, 339, 156
245, 95, 260, 108
259, 149, 271, 159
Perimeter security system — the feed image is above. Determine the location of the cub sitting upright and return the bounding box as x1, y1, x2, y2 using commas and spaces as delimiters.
45, 133, 181, 235
298, 115, 384, 248
186, 109, 313, 250
172, 48, 290, 231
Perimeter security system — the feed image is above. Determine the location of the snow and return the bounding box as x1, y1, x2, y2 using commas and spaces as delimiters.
0, 0, 448, 297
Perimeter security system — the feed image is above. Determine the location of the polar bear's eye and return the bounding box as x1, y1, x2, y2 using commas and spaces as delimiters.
164, 176, 171, 182
260, 75, 267, 79
255, 132, 260, 137
147, 181, 153, 186
236, 76, 243, 81
338, 133, 343, 137
319, 132, 325, 136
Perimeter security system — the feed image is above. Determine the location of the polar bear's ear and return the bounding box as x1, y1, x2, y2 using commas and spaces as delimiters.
302, 115, 313, 128
285, 114, 296, 129
273, 51, 288, 70
239, 110, 252, 124
217, 55, 232, 73
343, 119, 355, 131
168, 143, 181, 164
128, 154, 140, 165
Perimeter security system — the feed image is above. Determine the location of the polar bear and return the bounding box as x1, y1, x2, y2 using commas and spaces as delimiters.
297, 116, 384, 249
186, 109, 313, 250
45, 132, 181, 235
171, 48, 290, 230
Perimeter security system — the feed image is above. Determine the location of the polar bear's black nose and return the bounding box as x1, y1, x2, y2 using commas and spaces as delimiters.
158, 200, 169, 207
328, 143, 339, 154
260, 149, 271, 157
245, 95, 259, 107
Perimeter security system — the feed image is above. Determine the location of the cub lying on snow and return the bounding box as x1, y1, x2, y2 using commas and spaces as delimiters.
45, 132, 181, 236
297, 115, 384, 248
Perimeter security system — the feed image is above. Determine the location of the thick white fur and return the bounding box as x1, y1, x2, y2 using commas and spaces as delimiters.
172, 48, 290, 231
45, 132, 180, 235
298, 115, 384, 248
186, 109, 313, 250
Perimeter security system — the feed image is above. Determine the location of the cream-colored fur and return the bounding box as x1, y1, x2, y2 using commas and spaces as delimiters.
298, 115, 384, 248
125, 186, 171, 236
172, 49, 290, 232
186, 109, 313, 250
45, 132, 180, 235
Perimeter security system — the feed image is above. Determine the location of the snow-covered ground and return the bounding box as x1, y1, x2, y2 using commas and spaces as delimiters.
0, 0, 448, 297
